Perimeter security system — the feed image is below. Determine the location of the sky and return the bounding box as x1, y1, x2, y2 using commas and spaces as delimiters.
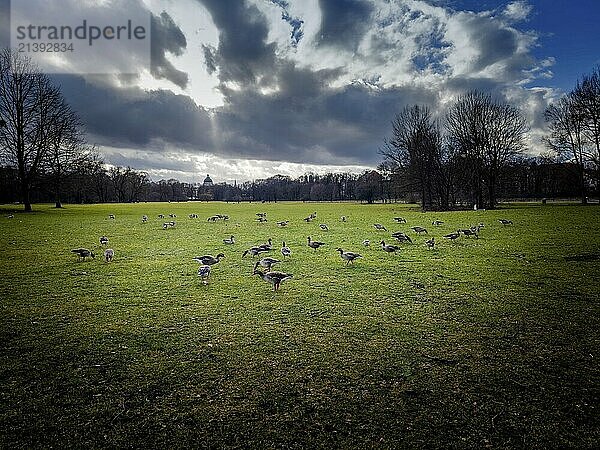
1, 0, 599, 184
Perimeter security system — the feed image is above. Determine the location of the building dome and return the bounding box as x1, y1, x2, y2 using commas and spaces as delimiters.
203, 174, 213, 186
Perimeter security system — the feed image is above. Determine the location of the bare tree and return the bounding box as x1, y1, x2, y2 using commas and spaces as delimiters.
573, 67, 600, 194
0, 49, 76, 211
446, 91, 528, 209
127, 169, 149, 202
544, 93, 589, 204
108, 166, 149, 202
380, 105, 445, 210
42, 99, 87, 208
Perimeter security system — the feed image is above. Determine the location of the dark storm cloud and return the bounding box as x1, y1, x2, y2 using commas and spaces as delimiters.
151, 11, 189, 89
317, 0, 374, 51
198, 0, 277, 85
215, 73, 438, 165
466, 16, 520, 71
53, 75, 212, 150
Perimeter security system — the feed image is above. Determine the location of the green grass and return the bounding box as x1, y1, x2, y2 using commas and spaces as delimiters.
1, 201, 599, 448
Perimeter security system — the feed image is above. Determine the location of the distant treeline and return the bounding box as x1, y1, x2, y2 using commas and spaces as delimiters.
0, 156, 587, 205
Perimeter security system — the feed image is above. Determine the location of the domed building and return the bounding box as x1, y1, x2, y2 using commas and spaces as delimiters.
197, 174, 214, 201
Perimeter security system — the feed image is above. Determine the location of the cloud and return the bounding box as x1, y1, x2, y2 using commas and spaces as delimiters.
198, 0, 277, 85
503, 1, 533, 22
151, 11, 189, 89
0, 0, 8, 48
99, 145, 371, 183
317, 0, 374, 51
25, 0, 562, 181
54, 75, 213, 150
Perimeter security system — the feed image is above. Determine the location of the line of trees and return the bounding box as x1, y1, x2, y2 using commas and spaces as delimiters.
0, 154, 587, 206
0, 163, 384, 204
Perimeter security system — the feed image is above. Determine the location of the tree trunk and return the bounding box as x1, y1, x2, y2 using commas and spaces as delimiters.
54, 176, 63, 208
579, 165, 588, 204
488, 174, 497, 209
21, 181, 32, 212
475, 177, 483, 210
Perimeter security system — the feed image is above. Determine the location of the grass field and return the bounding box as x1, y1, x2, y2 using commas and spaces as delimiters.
1, 201, 599, 448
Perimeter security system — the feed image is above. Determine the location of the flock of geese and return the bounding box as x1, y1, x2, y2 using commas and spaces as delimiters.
70, 211, 514, 292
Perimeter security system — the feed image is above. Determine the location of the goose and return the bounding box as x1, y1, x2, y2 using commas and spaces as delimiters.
391, 232, 412, 243
362, 239, 370, 246
319, 223, 329, 231
393, 217, 407, 223
256, 217, 268, 223
108, 214, 115, 219
192, 253, 225, 265
380, 241, 400, 253
189, 214, 198, 219
253, 270, 293, 291
104, 248, 114, 262
256, 212, 267, 218
443, 232, 460, 241
257, 238, 273, 251
254, 257, 280, 271
373, 223, 387, 231
99, 236, 109, 246
307, 236, 325, 251
142, 215, 148, 223
499, 219, 513, 225
336, 248, 362, 265
432, 220, 444, 226
223, 235, 235, 245
303, 216, 314, 222
162, 222, 169, 229
158, 214, 165, 219
197, 265, 211, 284
411, 226, 428, 234
71, 248, 95, 261
310, 212, 317, 218
340, 216, 347, 222
459, 228, 478, 238
474, 222, 485, 231
277, 220, 289, 227
425, 237, 435, 250
281, 242, 291, 258
242, 247, 268, 258
169, 214, 177, 218
7, 214, 14, 219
